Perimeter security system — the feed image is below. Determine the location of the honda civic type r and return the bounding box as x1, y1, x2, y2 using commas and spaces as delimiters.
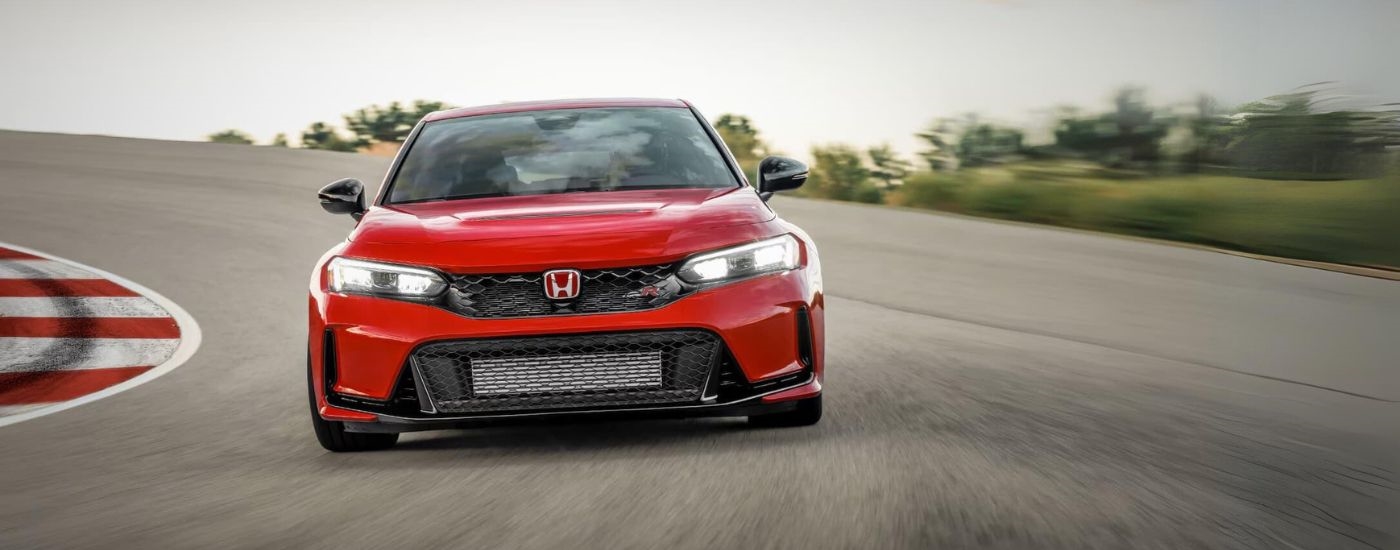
308, 98, 823, 451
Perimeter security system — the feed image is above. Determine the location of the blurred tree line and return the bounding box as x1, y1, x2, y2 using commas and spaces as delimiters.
208, 99, 455, 152
710, 114, 912, 204
206, 129, 254, 145
713, 83, 1398, 266
200, 85, 1397, 265
715, 83, 1398, 210
862, 84, 1398, 265
912, 84, 1400, 179
205, 83, 1398, 182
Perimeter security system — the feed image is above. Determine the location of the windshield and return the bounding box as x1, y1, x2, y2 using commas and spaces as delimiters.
385, 107, 738, 203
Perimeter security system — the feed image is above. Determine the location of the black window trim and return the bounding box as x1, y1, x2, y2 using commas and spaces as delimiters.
686, 103, 750, 189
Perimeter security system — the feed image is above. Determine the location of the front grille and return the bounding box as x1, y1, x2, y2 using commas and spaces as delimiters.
411, 330, 721, 414
445, 265, 679, 318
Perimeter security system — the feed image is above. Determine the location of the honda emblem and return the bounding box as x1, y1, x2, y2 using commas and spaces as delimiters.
543, 269, 581, 300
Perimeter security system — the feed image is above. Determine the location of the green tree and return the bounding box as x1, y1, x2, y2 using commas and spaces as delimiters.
917, 114, 1022, 169
343, 99, 454, 147
207, 129, 254, 145
1108, 87, 1166, 164
269, 133, 289, 147
806, 144, 881, 203
1177, 94, 1227, 172
1054, 87, 1168, 167
866, 144, 911, 188
712, 114, 768, 182
1225, 86, 1400, 178
957, 117, 1024, 167
915, 118, 959, 171
344, 101, 411, 147
300, 122, 357, 152
408, 99, 453, 120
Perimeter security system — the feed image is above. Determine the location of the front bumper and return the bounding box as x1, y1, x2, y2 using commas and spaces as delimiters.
343, 380, 823, 433
309, 268, 825, 428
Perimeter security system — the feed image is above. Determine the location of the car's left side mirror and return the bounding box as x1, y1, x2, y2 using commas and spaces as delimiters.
756, 156, 808, 202
318, 178, 366, 221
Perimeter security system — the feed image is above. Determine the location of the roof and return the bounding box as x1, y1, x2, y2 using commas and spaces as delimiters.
422, 98, 690, 123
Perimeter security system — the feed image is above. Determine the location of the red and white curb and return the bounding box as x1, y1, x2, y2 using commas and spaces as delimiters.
0, 242, 201, 427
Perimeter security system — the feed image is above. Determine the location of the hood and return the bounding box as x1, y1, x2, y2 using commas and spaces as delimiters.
341, 187, 782, 272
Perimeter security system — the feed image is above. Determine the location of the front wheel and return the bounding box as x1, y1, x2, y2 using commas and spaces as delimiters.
748, 395, 822, 427
308, 355, 398, 452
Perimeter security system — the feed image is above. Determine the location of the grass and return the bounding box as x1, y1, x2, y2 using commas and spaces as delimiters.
886, 162, 1400, 268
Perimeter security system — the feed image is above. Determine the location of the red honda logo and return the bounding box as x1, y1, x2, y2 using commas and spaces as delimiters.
543, 269, 581, 300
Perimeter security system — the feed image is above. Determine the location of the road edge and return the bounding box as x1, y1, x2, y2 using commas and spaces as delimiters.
0, 241, 203, 428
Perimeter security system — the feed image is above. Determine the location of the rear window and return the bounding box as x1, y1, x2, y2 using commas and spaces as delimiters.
386, 107, 737, 203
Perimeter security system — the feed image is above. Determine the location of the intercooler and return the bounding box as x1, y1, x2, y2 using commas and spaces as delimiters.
410, 330, 722, 414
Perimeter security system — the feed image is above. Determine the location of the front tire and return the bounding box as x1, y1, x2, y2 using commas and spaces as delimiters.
308, 355, 398, 452
748, 395, 822, 427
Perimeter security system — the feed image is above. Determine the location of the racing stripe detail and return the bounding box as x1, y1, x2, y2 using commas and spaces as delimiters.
0, 279, 140, 297
0, 245, 190, 418
0, 317, 180, 338
1, 338, 181, 373
0, 249, 40, 260
0, 367, 152, 404
0, 297, 172, 318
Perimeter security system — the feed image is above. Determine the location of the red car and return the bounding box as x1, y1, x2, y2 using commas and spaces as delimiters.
307, 98, 823, 451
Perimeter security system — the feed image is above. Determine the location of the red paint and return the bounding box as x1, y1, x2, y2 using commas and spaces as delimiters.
0, 279, 139, 297
0, 367, 151, 404
353, 188, 777, 272
0, 317, 179, 338
423, 97, 688, 123
309, 100, 823, 428
762, 379, 823, 404
315, 267, 820, 401
310, 224, 825, 419
0, 247, 41, 260
319, 403, 378, 422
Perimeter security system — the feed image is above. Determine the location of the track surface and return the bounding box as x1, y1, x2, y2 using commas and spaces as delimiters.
0, 131, 1396, 549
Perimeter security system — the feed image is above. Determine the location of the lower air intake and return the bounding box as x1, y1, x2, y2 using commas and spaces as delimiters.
411, 330, 721, 414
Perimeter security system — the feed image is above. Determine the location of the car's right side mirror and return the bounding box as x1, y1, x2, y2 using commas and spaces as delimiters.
318, 178, 367, 221
756, 156, 808, 202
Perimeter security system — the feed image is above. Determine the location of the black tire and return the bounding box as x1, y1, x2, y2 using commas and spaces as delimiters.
748, 395, 822, 427
308, 355, 398, 452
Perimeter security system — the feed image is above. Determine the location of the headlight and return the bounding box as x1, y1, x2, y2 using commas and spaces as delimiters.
327, 257, 447, 299
677, 234, 800, 284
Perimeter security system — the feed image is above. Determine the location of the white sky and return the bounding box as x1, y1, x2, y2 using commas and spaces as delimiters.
1, 0, 1395, 159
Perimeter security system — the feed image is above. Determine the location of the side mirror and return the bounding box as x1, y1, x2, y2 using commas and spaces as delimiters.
318, 178, 366, 221
756, 156, 808, 201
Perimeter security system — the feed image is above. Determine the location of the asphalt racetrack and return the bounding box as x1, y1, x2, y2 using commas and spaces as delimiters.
0, 130, 1396, 549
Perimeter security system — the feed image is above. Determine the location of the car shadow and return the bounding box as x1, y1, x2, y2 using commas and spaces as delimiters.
394, 416, 753, 452
307, 414, 830, 468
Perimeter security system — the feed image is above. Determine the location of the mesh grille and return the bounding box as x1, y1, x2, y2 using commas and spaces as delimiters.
445, 265, 678, 318
412, 330, 721, 414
